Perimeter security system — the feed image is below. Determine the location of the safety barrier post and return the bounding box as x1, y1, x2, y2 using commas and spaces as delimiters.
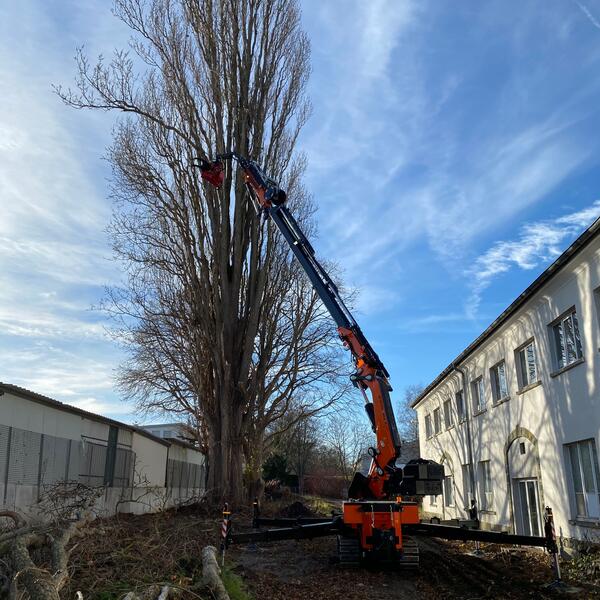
544, 506, 562, 586
246, 498, 260, 552
220, 503, 231, 567
252, 498, 260, 529
468, 499, 483, 556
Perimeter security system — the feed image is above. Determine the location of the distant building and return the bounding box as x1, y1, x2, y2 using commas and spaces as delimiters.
138, 422, 188, 441
0, 383, 205, 520
412, 219, 600, 545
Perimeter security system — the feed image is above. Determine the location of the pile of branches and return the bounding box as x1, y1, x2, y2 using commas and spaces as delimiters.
61, 503, 220, 598
0, 483, 209, 599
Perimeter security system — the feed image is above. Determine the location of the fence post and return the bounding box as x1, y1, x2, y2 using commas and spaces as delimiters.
36, 433, 45, 501
3, 427, 12, 505
64, 439, 72, 481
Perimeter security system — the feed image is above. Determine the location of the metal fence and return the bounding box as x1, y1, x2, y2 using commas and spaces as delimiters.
166, 458, 204, 492
0, 425, 136, 503
1, 424, 203, 507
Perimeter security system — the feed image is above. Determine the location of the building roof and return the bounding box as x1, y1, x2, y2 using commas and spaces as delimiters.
411, 216, 600, 409
0, 381, 171, 447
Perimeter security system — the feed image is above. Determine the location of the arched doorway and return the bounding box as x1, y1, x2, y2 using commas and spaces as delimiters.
505, 428, 544, 536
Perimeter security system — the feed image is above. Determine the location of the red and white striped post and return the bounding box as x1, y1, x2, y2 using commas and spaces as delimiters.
544, 506, 561, 583
221, 503, 231, 567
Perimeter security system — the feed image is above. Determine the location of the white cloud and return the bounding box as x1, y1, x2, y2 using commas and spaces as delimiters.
574, 1, 600, 30
466, 201, 600, 316
68, 397, 133, 417
0, 1, 132, 419
300, 1, 598, 323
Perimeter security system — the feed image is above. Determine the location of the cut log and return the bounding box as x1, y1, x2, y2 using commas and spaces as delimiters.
201, 546, 230, 600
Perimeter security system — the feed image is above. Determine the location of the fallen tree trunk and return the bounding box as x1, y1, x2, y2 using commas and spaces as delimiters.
201, 546, 230, 600
0, 511, 93, 600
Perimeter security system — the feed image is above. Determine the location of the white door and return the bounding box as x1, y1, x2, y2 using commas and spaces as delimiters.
514, 479, 541, 537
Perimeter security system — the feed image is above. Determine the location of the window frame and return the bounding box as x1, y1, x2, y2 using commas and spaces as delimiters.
443, 398, 453, 429
515, 338, 539, 390
550, 308, 583, 372
478, 460, 494, 511
433, 407, 442, 435
565, 438, 600, 520
471, 376, 486, 414
455, 389, 465, 422
443, 474, 455, 508
425, 413, 433, 439
490, 359, 509, 404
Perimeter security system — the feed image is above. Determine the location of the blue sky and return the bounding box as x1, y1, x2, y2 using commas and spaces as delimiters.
2, 0, 600, 422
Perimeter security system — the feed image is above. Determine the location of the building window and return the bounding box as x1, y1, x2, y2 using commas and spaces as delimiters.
425, 414, 432, 439
462, 463, 474, 506
551, 309, 583, 370
566, 439, 600, 519
490, 360, 509, 403
433, 407, 442, 435
478, 460, 494, 510
455, 390, 465, 422
444, 475, 455, 507
471, 377, 485, 414
443, 398, 453, 429
516, 340, 538, 389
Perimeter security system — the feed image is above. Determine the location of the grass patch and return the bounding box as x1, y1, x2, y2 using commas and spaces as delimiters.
302, 495, 340, 515
222, 566, 253, 600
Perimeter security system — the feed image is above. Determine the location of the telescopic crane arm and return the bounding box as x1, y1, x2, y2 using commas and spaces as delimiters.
200, 154, 560, 569
199, 152, 401, 500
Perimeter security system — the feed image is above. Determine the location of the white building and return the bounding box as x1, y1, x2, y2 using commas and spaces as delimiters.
139, 422, 188, 441
412, 218, 600, 546
0, 383, 206, 520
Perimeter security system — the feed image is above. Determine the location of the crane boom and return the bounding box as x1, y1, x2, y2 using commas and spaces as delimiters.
199, 152, 402, 499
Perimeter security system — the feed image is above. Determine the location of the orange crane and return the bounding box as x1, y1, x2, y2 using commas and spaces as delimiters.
198, 153, 558, 569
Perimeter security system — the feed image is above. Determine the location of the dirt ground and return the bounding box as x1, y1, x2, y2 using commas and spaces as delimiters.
62, 499, 600, 599
231, 534, 597, 600
226, 498, 599, 600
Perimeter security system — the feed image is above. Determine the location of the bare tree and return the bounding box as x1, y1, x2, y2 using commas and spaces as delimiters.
396, 383, 423, 443
268, 409, 320, 494
323, 412, 373, 485
56, 0, 348, 504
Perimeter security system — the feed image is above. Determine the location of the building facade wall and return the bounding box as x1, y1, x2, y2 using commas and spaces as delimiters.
416, 241, 600, 545
0, 390, 206, 520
